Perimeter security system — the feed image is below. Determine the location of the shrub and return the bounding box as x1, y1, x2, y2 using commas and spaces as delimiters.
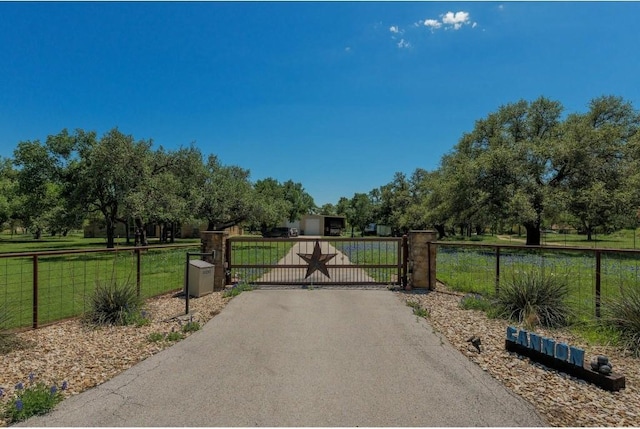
181, 321, 201, 333
495, 271, 570, 328
603, 286, 640, 356
165, 331, 184, 342
1, 375, 68, 424
85, 279, 143, 326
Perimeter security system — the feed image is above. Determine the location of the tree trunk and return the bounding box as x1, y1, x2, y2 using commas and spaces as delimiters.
134, 218, 148, 246
524, 222, 541, 246
587, 228, 593, 241
435, 224, 446, 239
106, 221, 116, 249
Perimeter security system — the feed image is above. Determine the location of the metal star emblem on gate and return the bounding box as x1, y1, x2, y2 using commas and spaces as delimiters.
297, 240, 337, 279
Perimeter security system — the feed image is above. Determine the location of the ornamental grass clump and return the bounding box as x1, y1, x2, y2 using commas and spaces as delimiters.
603, 286, 640, 356
1, 374, 68, 423
495, 271, 571, 329
85, 279, 144, 326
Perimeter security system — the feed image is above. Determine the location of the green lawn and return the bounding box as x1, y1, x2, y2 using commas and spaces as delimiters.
0, 231, 201, 253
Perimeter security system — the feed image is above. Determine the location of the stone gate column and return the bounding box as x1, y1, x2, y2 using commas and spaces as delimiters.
407, 230, 438, 290
200, 231, 228, 291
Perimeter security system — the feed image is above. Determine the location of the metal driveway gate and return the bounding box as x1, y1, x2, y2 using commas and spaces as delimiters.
225, 236, 407, 286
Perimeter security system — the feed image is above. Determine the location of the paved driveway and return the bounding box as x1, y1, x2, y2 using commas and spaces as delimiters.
20, 290, 544, 427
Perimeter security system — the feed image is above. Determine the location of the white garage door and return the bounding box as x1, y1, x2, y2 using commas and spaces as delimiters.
304, 218, 321, 236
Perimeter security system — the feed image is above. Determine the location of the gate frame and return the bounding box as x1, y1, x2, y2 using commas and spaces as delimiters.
224, 235, 408, 287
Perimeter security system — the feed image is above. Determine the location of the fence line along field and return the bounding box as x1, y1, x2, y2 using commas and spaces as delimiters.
1, 244, 201, 329
1, 238, 299, 330
437, 243, 640, 322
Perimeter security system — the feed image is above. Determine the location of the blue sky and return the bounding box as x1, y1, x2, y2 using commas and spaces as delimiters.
1, 1, 639, 206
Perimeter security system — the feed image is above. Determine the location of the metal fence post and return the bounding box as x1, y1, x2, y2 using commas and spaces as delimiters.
185, 252, 190, 315
495, 246, 501, 294
136, 248, 141, 298
595, 250, 601, 318
33, 255, 39, 329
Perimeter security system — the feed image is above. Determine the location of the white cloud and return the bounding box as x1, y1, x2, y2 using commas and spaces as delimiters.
423, 19, 442, 30
385, 9, 476, 49
397, 39, 411, 49
441, 11, 470, 30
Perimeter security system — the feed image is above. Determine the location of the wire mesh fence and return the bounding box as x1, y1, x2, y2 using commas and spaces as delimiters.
0, 244, 201, 329
436, 242, 640, 322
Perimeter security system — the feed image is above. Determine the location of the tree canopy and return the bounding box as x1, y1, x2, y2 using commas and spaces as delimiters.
4, 128, 316, 247
333, 95, 640, 245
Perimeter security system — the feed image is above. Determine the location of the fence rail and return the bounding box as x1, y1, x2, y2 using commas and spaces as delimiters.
435, 241, 640, 321
0, 243, 201, 330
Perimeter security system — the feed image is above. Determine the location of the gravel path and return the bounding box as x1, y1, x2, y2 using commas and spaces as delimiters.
1, 283, 639, 426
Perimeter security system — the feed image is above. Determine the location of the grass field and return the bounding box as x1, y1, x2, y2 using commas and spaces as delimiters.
443, 228, 640, 249
0, 231, 200, 253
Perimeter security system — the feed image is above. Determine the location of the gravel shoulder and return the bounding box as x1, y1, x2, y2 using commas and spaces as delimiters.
1, 284, 639, 427
397, 284, 640, 427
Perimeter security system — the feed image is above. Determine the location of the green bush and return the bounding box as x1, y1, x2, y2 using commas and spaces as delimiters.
603, 286, 640, 356
165, 331, 184, 342
495, 271, 571, 328
181, 321, 201, 333
85, 279, 143, 326
2, 375, 67, 423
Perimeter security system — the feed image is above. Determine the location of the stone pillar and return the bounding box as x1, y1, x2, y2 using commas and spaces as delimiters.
200, 231, 228, 291
407, 230, 438, 290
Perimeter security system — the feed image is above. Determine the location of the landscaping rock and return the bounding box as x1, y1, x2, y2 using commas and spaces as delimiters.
397, 284, 640, 427
0, 291, 230, 427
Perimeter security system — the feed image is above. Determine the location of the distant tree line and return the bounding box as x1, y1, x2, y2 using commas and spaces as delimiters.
328, 95, 640, 245
0, 128, 316, 248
